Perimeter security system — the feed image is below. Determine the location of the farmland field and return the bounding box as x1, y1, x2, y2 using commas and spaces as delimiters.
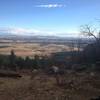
0, 42, 73, 57
0, 41, 99, 100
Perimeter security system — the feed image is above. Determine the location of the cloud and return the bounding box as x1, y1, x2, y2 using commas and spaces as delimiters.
0, 27, 57, 36
0, 27, 78, 37
35, 4, 66, 8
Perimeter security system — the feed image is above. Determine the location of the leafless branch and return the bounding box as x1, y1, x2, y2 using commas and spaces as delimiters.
80, 24, 97, 40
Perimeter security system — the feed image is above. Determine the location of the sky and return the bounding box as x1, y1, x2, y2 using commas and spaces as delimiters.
0, 0, 100, 37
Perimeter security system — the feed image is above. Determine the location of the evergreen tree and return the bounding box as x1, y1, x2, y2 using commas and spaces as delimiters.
9, 50, 17, 71
34, 55, 40, 69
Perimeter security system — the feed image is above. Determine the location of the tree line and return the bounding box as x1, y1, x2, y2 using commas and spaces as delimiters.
0, 24, 100, 72
0, 50, 53, 71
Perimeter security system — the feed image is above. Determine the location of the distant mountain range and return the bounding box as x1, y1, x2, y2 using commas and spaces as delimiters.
0, 31, 94, 45
0, 33, 94, 45
0, 31, 77, 39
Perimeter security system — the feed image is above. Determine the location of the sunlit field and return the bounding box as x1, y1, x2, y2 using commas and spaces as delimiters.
0, 0, 100, 99
0, 43, 73, 57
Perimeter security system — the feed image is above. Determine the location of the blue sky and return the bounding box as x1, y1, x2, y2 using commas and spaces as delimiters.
0, 0, 100, 36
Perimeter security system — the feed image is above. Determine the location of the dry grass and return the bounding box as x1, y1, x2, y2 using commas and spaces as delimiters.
0, 43, 72, 57
0, 71, 100, 100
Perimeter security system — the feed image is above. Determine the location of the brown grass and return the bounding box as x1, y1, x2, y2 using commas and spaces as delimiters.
0, 43, 72, 57
0, 71, 100, 100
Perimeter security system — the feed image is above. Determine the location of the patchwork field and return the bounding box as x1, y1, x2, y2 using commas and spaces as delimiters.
0, 42, 98, 100
0, 43, 72, 57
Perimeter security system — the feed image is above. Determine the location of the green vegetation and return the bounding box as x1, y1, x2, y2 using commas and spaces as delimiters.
0, 50, 52, 71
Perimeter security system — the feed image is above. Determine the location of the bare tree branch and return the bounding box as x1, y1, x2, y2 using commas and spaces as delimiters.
80, 24, 98, 41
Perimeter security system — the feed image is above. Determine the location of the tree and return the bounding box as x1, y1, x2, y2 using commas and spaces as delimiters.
9, 50, 17, 71
80, 24, 100, 63
80, 24, 100, 42
16, 57, 25, 69
34, 55, 40, 69
25, 56, 33, 69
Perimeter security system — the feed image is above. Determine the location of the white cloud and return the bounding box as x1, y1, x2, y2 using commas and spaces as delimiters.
35, 4, 66, 8
0, 27, 78, 37
0, 27, 57, 36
